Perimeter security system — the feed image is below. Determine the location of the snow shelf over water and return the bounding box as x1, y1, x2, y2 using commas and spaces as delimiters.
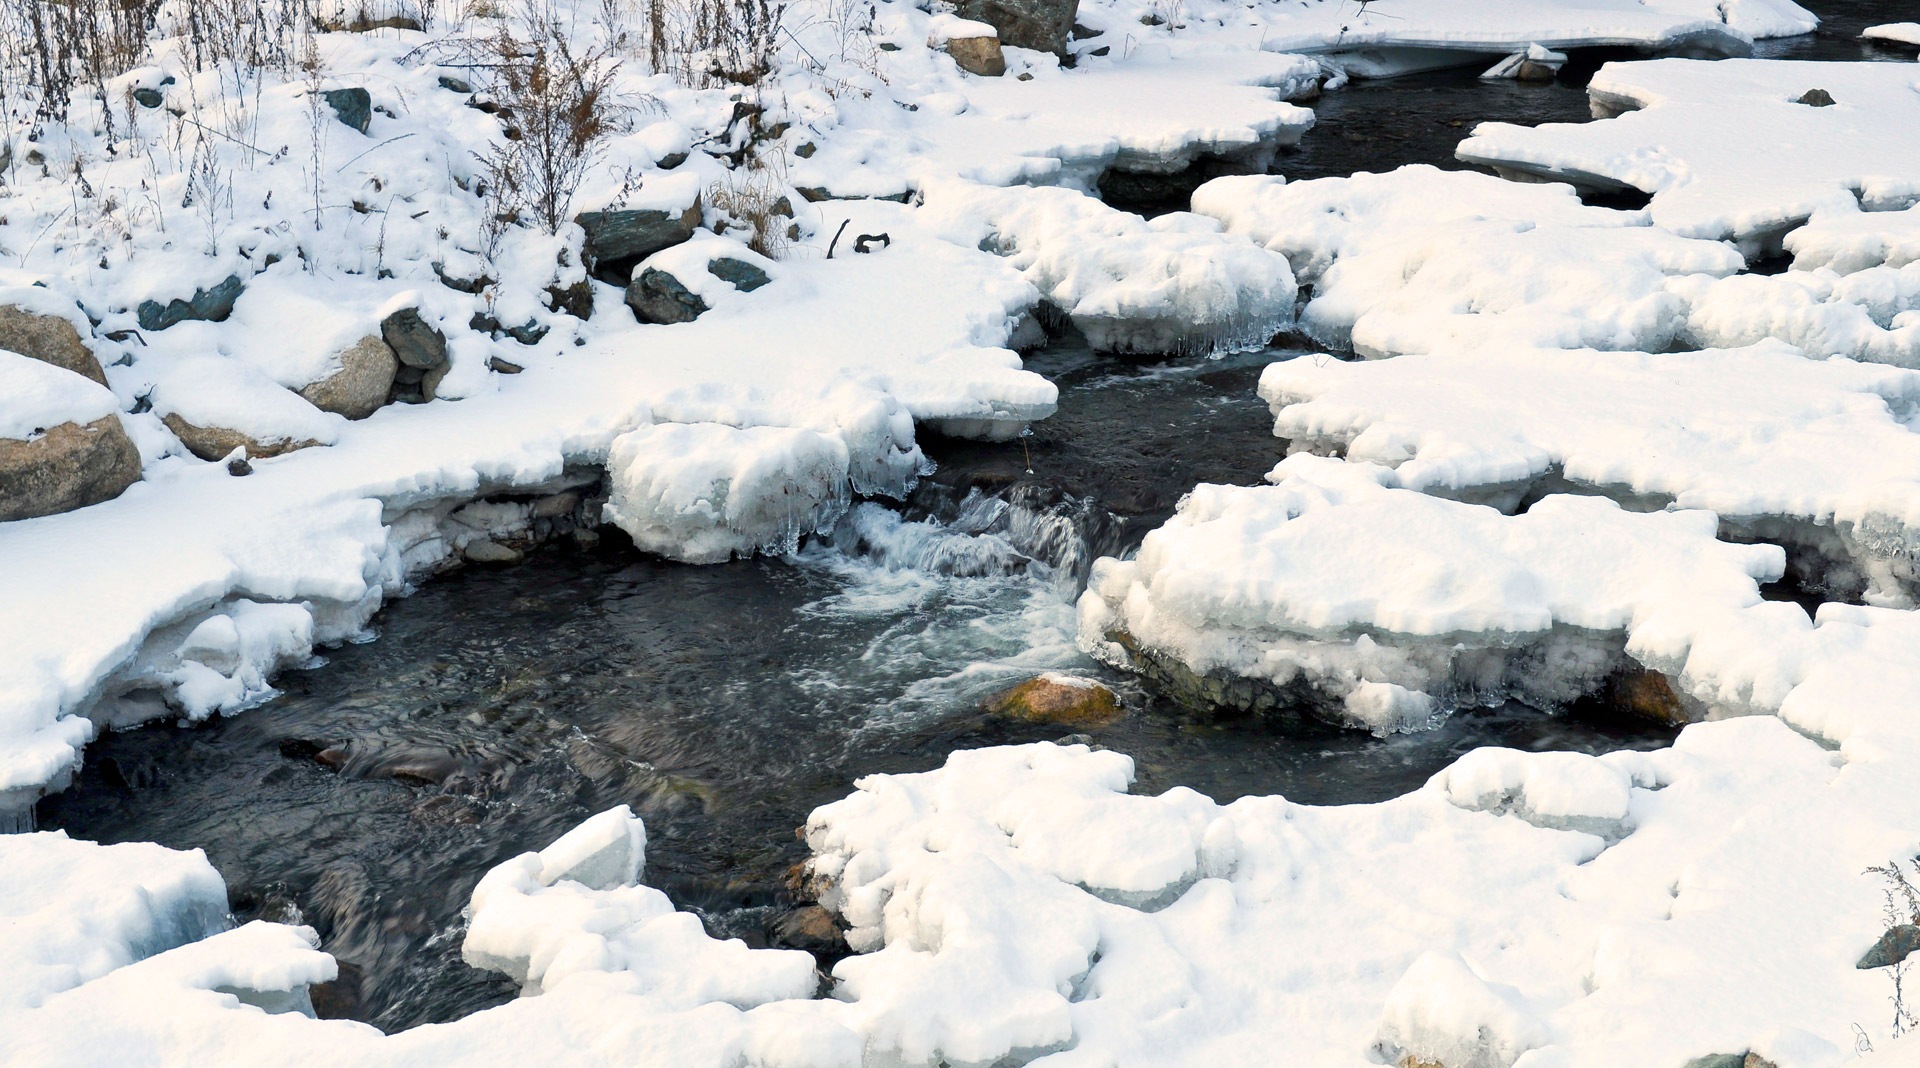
1458, 59, 1920, 250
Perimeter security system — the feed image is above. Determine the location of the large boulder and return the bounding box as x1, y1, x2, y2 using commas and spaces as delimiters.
137, 275, 244, 332
0, 304, 107, 385
151, 355, 343, 460
1, 352, 139, 521
576, 177, 705, 282
955, 0, 1077, 55
297, 335, 399, 419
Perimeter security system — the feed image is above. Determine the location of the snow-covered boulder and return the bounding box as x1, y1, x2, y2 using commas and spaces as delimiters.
151, 355, 345, 460
925, 181, 1295, 356
1863, 22, 1920, 48
1457, 59, 1920, 251
1374, 951, 1552, 1068
0, 352, 141, 522
626, 234, 777, 326
1076, 455, 1780, 729
0, 288, 107, 386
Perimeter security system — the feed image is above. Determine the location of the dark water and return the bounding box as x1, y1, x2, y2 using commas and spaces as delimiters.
42, 3, 1905, 1031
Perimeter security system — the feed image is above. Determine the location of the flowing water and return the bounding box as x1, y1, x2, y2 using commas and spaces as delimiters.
34, 0, 1903, 1032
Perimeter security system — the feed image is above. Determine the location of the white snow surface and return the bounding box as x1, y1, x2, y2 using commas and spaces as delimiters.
147, 356, 346, 447
0, 351, 122, 441
1457, 59, 1920, 247
1788, 203, 1920, 273
1193, 167, 1744, 356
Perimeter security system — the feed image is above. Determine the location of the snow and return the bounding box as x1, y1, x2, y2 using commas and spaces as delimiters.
1193, 168, 1743, 356
1670, 264, 1920, 367
1864, 23, 1920, 47
1076, 454, 1783, 728
1457, 59, 1920, 250
1788, 203, 1920, 273
0, 351, 121, 441
923, 180, 1297, 356
147, 356, 345, 448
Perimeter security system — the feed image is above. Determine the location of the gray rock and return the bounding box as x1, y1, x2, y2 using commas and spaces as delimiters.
946, 34, 1007, 76
488, 356, 524, 374
161, 413, 323, 462
133, 87, 164, 108
575, 196, 703, 275
624, 268, 708, 325
136, 274, 244, 331
1858, 924, 1920, 969
0, 305, 107, 385
957, 0, 1078, 53
379, 306, 448, 370
0, 415, 142, 522
1682, 1055, 1749, 1068
463, 539, 524, 564
707, 257, 770, 292
298, 335, 398, 419
437, 74, 472, 93
1797, 88, 1835, 107
324, 88, 373, 133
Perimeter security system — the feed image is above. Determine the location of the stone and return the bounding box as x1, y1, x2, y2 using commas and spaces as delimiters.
0, 305, 107, 385
575, 196, 703, 277
771, 905, 845, 953
379, 306, 448, 369
0, 416, 142, 522
161, 413, 323, 462
297, 335, 398, 419
463, 539, 524, 564
946, 35, 1007, 76
1797, 88, 1835, 107
437, 74, 472, 93
324, 88, 373, 133
132, 87, 163, 108
1858, 924, 1920, 969
1514, 60, 1558, 83
545, 279, 594, 319
625, 267, 708, 324
655, 151, 689, 170
530, 490, 581, 519
986, 674, 1120, 727
1598, 667, 1695, 727
708, 257, 771, 292
136, 274, 244, 331
487, 356, 524, 374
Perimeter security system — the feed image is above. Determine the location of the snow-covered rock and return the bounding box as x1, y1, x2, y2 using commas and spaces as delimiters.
0, 353, 143, 524
150, 356, 345, 460
1076, 454, 1781, 728
1458, 59, 1920, 252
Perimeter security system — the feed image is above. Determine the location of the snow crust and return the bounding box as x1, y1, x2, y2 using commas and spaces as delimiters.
1458, 59, 1920, 248
0, 352, 122, 441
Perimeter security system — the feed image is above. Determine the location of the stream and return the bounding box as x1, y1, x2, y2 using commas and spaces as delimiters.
34, 0, 1903, 1032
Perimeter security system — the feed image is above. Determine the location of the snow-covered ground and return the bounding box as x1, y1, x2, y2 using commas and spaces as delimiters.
8, 0, 1920, 1064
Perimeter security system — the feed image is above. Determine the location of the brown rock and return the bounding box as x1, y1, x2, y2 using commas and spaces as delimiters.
771, 905, 845, 952
1600, 667, 1695, 727
946, 35, 1007, 76
986, 674, 1120, 727
1513, 59, 1558, 83
0, 415, 141, 522
0, 305, 107, 385
161, 412, 323, 462
298, 335, 398, 419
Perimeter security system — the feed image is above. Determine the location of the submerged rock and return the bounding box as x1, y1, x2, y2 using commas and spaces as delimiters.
136, 274, 244, 331
0, 305, 107, 385
0, 416, 142, 522
298, 335, 399, 419
986, 674, 1120, 727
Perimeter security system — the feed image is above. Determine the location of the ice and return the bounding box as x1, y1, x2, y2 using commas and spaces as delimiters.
1189, 167, 1746, 355
0, 831, 228, 1010
1076, 454, 1781, 726
925, 180, 1297, 356
0, 352, 122, 442
1787, 202, 1920, 273
1670, 264, 1920, 367
1864, 22, 1920, 47
1457, 59, 1920, 251
1260, 340, 1920, 602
